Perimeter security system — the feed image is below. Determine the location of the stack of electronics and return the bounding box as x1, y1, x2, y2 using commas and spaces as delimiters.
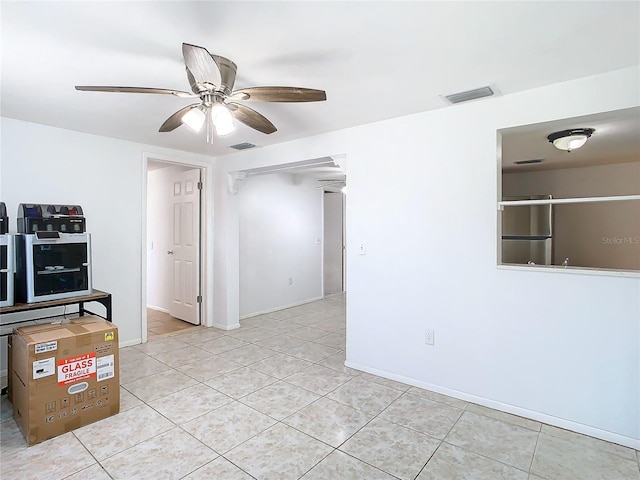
2, 203, 93, 305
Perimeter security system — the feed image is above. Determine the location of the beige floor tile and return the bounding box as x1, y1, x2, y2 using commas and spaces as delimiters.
248, 353, 314, 379
466, 403, 541, 432
283, 363, 355, 395
286, 341, 341, 362
540, 424, 637, 460
226, 326, 279, 343
225, 423, 333, 480
172, 327, 225, 345
174, 355, 243, 382
121, 368, 198, 402
327, 376, 403, 415
64, 464, 112, 480
151, 345, 211, 368
183, 456, 255, 479
0, 418, 29, 461
379, 392, 464, 439
417, 442, 529, 480
357, 371, 411, 392
182, 400, 276, 453
319, 351, 363, 376
288, 325, 330, 341
302, 450, 398, 480
312, 332, 346, 349
531, 432, 640, 480
148, 383, 232, 424
219, 344, 277, 366
196, 336, 248, 355
119, 386, 143, 411
445, 411, 539, 471
101, 427, 216, 479
284, 397, 372, 447
204, 367, 277, 398
119, 352, 171, 384
340, 417, 440, 480
407, 386, 469, 409
73, 404, 174, 460
1, 432, 95, 480
240, 380, 320, 420
255, 334, 307, 352
133, 336, 190, 356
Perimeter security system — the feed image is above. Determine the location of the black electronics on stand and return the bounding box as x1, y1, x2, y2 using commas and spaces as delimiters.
0, 202, 14, 307
15, 204, 92, 303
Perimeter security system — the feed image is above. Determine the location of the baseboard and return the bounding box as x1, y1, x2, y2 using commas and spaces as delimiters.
240, 296, 324, 320
344, 360, 640, 450
147, 305, 169, 314
211, 322, 240, 331
119, 338, 143, 348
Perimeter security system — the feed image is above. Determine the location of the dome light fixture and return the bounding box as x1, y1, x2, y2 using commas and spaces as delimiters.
547, 128, 595, 152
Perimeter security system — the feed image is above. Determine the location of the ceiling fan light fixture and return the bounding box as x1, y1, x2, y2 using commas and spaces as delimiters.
181, 105, 206, 132
547, 128, 594, 152
212, 104, 235, 136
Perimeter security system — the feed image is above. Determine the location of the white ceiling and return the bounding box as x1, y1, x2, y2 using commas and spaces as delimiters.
2, 1, 639, 158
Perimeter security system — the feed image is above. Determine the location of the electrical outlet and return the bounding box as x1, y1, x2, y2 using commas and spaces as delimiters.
425, 329, 434, 346
288, 277, 294, 285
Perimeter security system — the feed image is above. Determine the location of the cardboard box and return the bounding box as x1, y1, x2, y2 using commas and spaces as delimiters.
11, 316, 119, 446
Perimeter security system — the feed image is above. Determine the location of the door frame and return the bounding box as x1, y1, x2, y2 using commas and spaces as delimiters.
141, 151, 212, 343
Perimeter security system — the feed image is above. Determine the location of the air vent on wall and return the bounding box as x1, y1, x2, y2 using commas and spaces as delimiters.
443, 85, 494, 104
514, 158, 544, 165
229, 142, 256, 151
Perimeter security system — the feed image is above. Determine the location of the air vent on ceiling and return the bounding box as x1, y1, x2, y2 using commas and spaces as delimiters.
443, 85, 494, 104
514, 158, 544, 165
229, 142, 256, 151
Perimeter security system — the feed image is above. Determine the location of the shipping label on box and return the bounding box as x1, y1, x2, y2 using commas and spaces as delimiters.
57, 352, 97, 385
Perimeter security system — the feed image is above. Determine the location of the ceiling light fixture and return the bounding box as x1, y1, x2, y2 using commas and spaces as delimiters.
211, 104, 235, 136
181, 106, 206, 132
547, 128, 595, 152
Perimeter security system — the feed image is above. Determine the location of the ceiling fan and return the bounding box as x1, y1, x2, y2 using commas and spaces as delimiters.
75, 43, 327, 143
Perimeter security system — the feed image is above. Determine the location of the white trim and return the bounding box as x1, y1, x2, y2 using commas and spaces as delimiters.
345, 360, 640, 450
498, 264, 640, 278
146, 305, 169, 314
499, 194, 640, 208
239, 296, 324, 320
211, 322, 241, 331
119, 338, 142, 348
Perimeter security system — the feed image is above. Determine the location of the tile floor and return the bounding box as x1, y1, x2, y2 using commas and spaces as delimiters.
1, 294, 639, 479
147, 308, 200, 341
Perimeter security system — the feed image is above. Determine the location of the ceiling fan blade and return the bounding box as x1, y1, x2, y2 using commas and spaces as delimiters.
75, 86, 195, 98
226, 102, 277, 134
159, 103, 200, 132
212, 55, 238, 93
230, 86, 326, 103
182, 43, 221, 87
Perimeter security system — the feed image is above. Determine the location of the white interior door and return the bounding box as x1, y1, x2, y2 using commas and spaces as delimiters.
169, 168, 201, 324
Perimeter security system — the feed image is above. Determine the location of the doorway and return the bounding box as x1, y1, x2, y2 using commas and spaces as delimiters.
146, 161, 203, 340
323, 191, 345, 294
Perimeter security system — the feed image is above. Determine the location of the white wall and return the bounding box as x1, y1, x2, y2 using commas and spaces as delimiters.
213, 66, 640, 448
238, 173, 323, 317
0, 119, 213, 365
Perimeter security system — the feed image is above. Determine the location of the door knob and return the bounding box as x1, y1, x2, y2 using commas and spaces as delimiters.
167, 250, 174, 255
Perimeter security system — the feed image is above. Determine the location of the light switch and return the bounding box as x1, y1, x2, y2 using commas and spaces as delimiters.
358, 243, 366, 255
